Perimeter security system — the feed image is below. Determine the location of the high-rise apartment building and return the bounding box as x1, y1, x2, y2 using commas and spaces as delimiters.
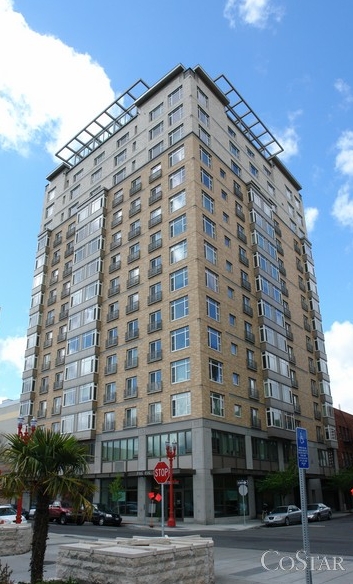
20, 64, 337, 522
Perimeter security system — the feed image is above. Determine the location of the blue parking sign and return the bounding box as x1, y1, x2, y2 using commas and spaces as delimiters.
296, 427, 309, 469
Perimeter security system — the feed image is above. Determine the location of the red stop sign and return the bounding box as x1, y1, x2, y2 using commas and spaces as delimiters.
154, 461, 170, 484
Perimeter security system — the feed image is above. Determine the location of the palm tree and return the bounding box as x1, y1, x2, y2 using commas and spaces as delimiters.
0, 428, 96, 584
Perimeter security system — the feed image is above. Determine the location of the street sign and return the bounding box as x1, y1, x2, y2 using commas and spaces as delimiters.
153, 461, 170, 484
296, 427, 309, 469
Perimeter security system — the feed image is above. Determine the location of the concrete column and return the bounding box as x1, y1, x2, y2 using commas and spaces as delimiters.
192, 424, 214, 524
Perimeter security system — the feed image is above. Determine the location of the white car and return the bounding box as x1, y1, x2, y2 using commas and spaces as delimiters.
0, 505, 28, 524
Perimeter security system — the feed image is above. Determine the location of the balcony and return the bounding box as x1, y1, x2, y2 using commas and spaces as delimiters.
149, 169, 162, 183
66, 225, 76, 238
63, 266, 72, 278
248, 387, 259, 400
251, 417, 261, 429
125, 329, 139, 342
129, 182, 142, 196
59, 309, 69, 321
241, 278, 251, 291
126, 275, 140, 288
123, 417, 137, 429
105, 364, 117, 375
108, 284, 120, 297
129, 204, 141, 218
245, 331, 255, 344
149, 189, 162, 205
147, 381, 163, 393
111, 215, 122, 228
124, 388, 138, 399
148, 291, 162, 305
128, 227, 141, 240
235, 207, 245, 221
148, 214, 162, 228
127, 250, 140, 264
107, 309, 119, 322
147, 350, 162, 363
110, 238, 122, 251
112, 193, 124, 207
148, 264, 162, 278
103, 421, 116, 432
148, 321, 162, 333
125, 357, 138, 370
148, 239, 162, 253
109, 260, 121, 273
53, 380, 63, 390
105, 337, 118, 348
147, 412, 163, 424
126, 301, 139, 314
55, 356, 65, 367
246, 358, 257, 371
237, 230, 247, 244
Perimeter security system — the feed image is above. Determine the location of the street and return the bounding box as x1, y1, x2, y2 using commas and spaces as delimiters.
48, 513, 353, 557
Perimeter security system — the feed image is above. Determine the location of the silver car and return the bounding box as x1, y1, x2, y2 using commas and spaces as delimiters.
264, 505, 302, 526
307, 503, 332, 522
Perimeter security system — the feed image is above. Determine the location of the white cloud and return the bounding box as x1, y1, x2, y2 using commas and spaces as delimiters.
0, 335, 26, 403
223, 0, 284, 29
276, 126, 300, 161
0, 0, 115, 157
332, 183, 353, 229
304, 207, 319, 233
325, 321, 353, 414
334, 78, 353, 108
335, 130, 353, 177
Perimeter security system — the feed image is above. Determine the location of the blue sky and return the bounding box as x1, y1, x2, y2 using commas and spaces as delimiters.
1, 0, 353, 412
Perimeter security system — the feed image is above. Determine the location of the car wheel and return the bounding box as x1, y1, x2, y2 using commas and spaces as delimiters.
328, 512, 332, 520
76, 517, 85, 526
317, 513, 321, 521
98, 517, 104, 526
59, 514, 67, 525
284, 517, 290, 526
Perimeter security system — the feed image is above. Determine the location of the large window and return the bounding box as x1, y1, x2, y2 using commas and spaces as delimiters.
170, 267, 188, 291
171, 326, 189, 351
169, 190, 186, 213
209, 358, 223, 383
171, 391, 191, 417
205, 268, 219, 292
169, 214, 187, 237
170, 295, 189, 320
170, 240, 187, 264
203, 215, 216, 238
208, 327, 221, 351
206, 296, 220, 321
171, 358, 190, 383
210, 392, 224, 417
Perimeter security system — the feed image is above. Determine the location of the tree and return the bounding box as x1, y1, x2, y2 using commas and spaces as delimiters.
256, 459, 299, 502
108, 474, 123, 507
0, 428, 96, 584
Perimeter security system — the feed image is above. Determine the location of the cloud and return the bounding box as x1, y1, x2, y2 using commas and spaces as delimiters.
335, 130, 353, 177
0, 335, 26, 403
325, 321, 353, 414
304, 207, 319, 233
276, 126, 300, 161
0, 0, 115, 158
332, 183, 353, 229
334, 78, 353, 109
223, 0, 284, 29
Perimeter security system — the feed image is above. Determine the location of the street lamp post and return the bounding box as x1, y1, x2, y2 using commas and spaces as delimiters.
165, 439, 177, 527
15, 416, 37, 524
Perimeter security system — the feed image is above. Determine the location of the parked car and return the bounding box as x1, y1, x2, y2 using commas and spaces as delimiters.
91, 504, 122, 526
0, 505, 27, 524
48, 500, 85, 525
28, 506, 36, 519
307, 503, 332, 522
264, 505, 302, 526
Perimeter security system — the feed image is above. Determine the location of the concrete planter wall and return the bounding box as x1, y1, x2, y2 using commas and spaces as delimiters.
57, 535, 215, 584
0, 523, 32, 555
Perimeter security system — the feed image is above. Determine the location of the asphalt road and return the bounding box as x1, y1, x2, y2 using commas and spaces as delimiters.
48, 513, 353, 556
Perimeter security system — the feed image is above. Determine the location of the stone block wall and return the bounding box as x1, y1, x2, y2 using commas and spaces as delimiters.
0, 523, 32, 555
57, 535, 214, 584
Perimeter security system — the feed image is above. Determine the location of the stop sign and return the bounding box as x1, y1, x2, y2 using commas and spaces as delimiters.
154, 461, 170, 484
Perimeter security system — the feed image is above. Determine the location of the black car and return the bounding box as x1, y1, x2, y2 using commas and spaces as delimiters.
91, 504, 122, 526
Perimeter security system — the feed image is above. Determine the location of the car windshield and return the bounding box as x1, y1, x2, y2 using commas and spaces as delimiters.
272, 506, 288, 513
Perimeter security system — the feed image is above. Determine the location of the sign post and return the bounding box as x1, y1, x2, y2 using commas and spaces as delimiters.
296, 427, 312, 584
154, 462, 170, 537
237, 480, 248, 526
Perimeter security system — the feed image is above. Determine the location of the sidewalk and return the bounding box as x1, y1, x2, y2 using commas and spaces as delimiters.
2, 519, 353, 583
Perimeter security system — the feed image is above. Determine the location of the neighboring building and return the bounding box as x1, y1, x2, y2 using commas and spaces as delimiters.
20, 64, 337, 523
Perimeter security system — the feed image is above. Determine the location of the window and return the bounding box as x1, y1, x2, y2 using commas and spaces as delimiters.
148, 339, 162, 361
149, 121, 164, 140
148, 310, 162, 332
210, 392, 224, 416
113, 167, 126, 185
198, 106, 209, 126
149, 103, 163, 121
229, 141, 240, 157
206, 296, 220, 321
203, 215, 216, 238
104, 382, 116, 403
232, 373, 239, 386
169, 105, 183, 125
170, 295, 189, 320
148, 369, 162, 392
197, 87, 208, 107
201, 168, 213, 190
169, 167, 185, 189
125, 376, 138, 398
202, 191, 214, 213
231, 342, 237, 355
126, 347, 138, 369
200, 146, 212, 167
227, 287, 234, 299
231, 161, 241, 177
209, 358, 223, 383
223, 212, 229, 224
149, 141, 164, 160
205, 268, 219, 292
208, 327, 221, 351
170, 239, 187, 264
104, 411, 115, 431
171, 358, 190, 383
226, 260, 233, 273
172, 392, 191, 417
169, 125, 184, 146
169, 145, 185, 166
229, 314, 236, 326
224, 236, 231, 248
234, 404, 242, 417
171, 326, 189, 351
199, 125, 210, 145
115, 150, 127, 165
117, 132, 129, 147
124, 407, 137, 428
204, 241, 217, 264
170, 267, 188, 291
169, 190, 186, 213
169, 214, 187, 237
